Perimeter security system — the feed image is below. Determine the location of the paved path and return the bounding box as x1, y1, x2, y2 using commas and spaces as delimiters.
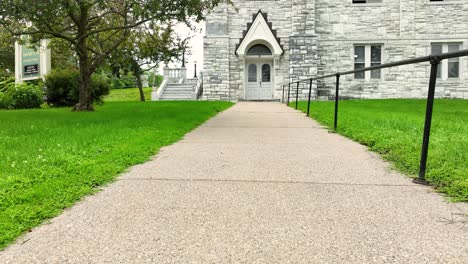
1, 102, 467, 263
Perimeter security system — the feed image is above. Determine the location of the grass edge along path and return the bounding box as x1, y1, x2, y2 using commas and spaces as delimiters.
291, 99, 467, 202
0, 101, 233, 250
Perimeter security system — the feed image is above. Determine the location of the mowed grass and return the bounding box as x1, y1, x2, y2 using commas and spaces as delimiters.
0, 100, 233, 249
292, 99, 467, 201
104, 87, 153, 102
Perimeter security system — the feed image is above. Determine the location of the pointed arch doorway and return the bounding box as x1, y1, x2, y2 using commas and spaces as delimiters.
235, 11, 284, 101
245, 44, 274, 100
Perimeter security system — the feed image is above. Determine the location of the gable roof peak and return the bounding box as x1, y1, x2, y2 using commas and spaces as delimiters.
235, 10, 284, 56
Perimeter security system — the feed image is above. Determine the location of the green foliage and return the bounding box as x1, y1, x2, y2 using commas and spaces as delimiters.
0, 0, 229, 109
148, 73, 163, 87
0, 92, 14, 109
49, 38, 77, 70
293, 99, 468, 202
0, 26, 15, 74
110, 72, 137, 89
0, 101, 234, 249
8, 83, 44, 109
0, 77, 15, 92
105, 87, 152, 102
44, 68, 110, 107
0, 82, 43, 109
0, 78, 15, 109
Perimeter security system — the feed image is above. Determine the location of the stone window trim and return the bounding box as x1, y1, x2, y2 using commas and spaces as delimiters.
351, 0, 384, 7
427, 0, 462, 6
353, 44, 384, 81
430, 42, 464, 81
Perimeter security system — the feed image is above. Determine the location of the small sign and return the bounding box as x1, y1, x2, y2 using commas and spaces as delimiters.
21, 45, 41, 78
15, 38, 51, 83
24, 65, 39, 75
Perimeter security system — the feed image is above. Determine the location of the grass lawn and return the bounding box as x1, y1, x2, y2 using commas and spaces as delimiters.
104, 87, 153, 102
0, 100, 233, 249
292, 99, 467, 202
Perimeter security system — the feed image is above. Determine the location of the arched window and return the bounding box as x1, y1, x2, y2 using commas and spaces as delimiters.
247, 44, 272, 56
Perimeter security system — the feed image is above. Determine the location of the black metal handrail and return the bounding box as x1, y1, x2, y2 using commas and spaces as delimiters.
196, 73, 204, 100
281, 48, 468, 183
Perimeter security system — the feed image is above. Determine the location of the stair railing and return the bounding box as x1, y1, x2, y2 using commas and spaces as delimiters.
193, 72, 204, 100
151, 79, 168, 101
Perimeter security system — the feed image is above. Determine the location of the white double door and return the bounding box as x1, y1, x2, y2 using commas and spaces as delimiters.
246, 62, 273, 100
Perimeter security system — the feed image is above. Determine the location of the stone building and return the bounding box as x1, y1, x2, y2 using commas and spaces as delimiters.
202, 0, 468, 101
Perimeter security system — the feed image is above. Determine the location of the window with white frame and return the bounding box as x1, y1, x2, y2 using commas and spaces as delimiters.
431, 43, 461, 79
428, 0, 460, 4
354, 45, 382, 79
352, 0, 383, 3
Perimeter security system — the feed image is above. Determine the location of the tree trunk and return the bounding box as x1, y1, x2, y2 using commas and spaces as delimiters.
132, 61, 145, 102
74, 42, 94, 111
136, 73, 145, 102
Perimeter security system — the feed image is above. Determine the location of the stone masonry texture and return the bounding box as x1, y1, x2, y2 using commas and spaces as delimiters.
203, 0, 468, 101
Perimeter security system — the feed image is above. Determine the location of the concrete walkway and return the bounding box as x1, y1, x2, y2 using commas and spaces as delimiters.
1, 102, 467, 263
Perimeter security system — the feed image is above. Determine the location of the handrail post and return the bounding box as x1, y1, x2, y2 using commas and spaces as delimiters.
287, 83, 291, 106
295, 82, 299, 110
334, 74, 340, 131
306, 78, 313, 116
417, 60, 440, 183
282, 85, 285, 103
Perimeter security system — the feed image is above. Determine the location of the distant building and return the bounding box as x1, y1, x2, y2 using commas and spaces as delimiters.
203, 0, 468, 101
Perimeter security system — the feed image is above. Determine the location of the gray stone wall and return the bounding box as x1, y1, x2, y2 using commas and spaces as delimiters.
315, 0, 468, 99
289, 0, 318, 100
204, 1, 318, 101
203, 6, 230, 100
225, 1, 292, 101
203, 0, 468, 101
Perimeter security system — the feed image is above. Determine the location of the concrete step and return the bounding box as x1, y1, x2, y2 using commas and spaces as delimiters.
160, 94, 193, 98
166, 84, 195, 88
166, 87, 194, 89
164, 88, 193, 91
164, 89, 193, 92
159, 83, 195, 101
164, 90, 192, 94
160, 97, 193, 101
165, 89, 193, 92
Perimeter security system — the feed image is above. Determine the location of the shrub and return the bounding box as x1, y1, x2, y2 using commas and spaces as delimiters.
0, 83, 44, 109
109, 72, 136, 89
0, 77, 15, 93
45, 68, 110, 107
0, 92, 14, 109
91, 74, 111, 104
9, 83, 44, 109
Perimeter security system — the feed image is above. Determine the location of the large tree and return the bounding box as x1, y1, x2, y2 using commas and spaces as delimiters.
0, 0, 227, 111
109, 22, 190, 101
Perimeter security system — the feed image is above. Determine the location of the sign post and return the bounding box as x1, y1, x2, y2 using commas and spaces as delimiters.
15, 39, 51, 83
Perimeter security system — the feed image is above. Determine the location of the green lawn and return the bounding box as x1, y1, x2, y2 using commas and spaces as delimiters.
292, 99, 467, 202
0, 101, 233, 249
104, 87, 153, 102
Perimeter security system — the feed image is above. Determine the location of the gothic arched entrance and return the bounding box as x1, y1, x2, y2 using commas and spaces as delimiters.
235, 11, 284, 101
245, 44, 274, 100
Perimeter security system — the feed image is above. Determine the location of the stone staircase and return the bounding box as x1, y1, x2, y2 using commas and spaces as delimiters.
159, 82, 195, 101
